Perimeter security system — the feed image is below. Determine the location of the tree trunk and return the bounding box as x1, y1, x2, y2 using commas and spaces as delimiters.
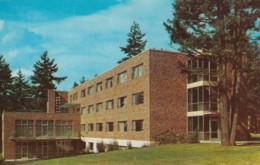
219, 62, 230, 146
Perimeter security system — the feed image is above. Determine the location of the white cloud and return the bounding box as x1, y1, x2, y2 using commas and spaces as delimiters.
12, 68, 33, 77
3, 0, 174, 90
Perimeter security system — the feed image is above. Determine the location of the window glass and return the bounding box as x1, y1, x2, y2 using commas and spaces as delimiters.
118, 71, 127, 84
118, 96, 127, 108
132, 64, 143, 79
132, 92, 144, 105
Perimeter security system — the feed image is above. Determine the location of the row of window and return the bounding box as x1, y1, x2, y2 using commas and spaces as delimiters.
70, 64, 143, 102
81, 120, 144, 133
15, 120, 73, 137
81, 92, 144, 114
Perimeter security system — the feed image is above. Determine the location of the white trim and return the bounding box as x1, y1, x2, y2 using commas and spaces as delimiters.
187, 81, 217, 89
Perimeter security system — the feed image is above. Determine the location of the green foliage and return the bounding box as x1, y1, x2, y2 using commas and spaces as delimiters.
107, 141, 119, 151
96, 142, 106, 152
11, 69, 34, 111
164, 0, 260, 146
31, 51, 67, 110
118, 21, 147, 64
0, 55, 13, 112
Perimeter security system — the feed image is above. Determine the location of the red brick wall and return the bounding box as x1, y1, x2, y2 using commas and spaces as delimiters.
2, 111, 80, 160
149, 51, 187, 139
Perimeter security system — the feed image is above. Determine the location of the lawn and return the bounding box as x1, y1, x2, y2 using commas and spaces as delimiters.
23, 144, 260, 165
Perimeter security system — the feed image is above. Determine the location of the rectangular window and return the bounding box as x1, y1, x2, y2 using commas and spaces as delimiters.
118, 71, 127, 84
96, 82, 102, 92
88, 124, 94, 132
81, 89, 86, 98
15, 120, 33, 137
132, 120, 144, 132
56, 121, 73, 136
118, 96, 127, 108
88, 105, 94, 114
36, 120, 54, 137
73, 93, 78, 101
96, 123, 103, 132
69, 95, 72, 103
132, 92, 144, 105
106, 122, 114, 132
132, 64, 143, 79
106, 100, 114, 110
81, 107, 87, 115
88, 86, 94, 95
118, 121, 127, 132
106, 77, 113, 88
81, 124, 86, 132
96, 103, 103, 112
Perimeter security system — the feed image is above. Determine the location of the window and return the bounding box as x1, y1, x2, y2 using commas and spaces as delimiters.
132, 120, 144, 132
106, 77, 113, 88
81, 124, 86, 132
132, 92, 144, 105
96, 123, 103, 132
36, 120, 54, 137
81, 107, 87, 115
73, 93, 78, 101
81, 89, 86, 98
69, 95, 72, 103
56, 121, 73, 136
88, 86, 94, 95
118, 96, 127, 108
88, 105, 94, 114
88, 124, 94, 132
132, 64, 143, 79
15, 120, 33, 137
106, 122, 114, 132
96, 82, 102, 92
96, 103, 103, 112
106, 100, 114, 110
118, 121, 127, 132
118, 71, 127, 84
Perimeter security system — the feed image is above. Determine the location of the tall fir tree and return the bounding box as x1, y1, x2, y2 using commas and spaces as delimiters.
31, 51, 67, 110
11, 69, 33, 111
0, 55, 13, 113
164, 0, 259, 146
118, 21, 147, 64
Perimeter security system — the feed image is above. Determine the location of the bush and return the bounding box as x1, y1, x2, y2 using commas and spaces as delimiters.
107, 141, 119, 151
153, 130, 178, 144
186, 132, 199, 143
97, 142, 106, 152
127, 141, 133, 149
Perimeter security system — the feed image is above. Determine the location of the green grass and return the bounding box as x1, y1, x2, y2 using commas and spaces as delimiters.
23, 144, 260, 165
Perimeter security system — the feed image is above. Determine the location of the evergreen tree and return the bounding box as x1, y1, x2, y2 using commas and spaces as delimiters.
73, 82, 79, 88
11, 69, 33, 111
0, 55, 13, 112
80, 76, 86, 84
31, 51, 67, 110
118, 21, 147, 64
164, 0, 259, 146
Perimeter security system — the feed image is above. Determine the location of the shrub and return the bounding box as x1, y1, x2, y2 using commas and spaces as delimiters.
186, 132, 199, 143
97, 142, 106, 152
107, 141, 119, 151
127, 141, 133, 149
153, 130, 178, 144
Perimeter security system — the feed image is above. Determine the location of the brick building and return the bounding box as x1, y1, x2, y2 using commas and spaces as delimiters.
2, 90, 83, 161
69, 49, 187, 152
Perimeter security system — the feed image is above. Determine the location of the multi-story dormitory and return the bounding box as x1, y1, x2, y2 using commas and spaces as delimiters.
68, 49, 187, 152
2, 49, 259, 161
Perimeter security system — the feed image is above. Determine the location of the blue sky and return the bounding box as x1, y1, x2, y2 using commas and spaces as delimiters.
0, 0, 176, 90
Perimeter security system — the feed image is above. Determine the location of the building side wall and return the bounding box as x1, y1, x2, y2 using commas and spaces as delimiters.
2, 112, 80, 160
149, 51, 187, 139
70, 51, 151, 142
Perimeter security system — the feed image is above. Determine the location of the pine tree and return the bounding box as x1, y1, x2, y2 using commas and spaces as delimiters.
118, 21, 147, 64
31, 51, 67, 110
80, 76, 86, 84
0, 55, 13, 113
164, 0, 259, 146
11, 69, 33, 111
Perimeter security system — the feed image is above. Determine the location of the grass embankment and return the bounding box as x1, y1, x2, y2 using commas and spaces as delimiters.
24, 144, 260, 165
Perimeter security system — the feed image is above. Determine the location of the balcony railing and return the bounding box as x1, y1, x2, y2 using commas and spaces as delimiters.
188, 102, 218, 112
